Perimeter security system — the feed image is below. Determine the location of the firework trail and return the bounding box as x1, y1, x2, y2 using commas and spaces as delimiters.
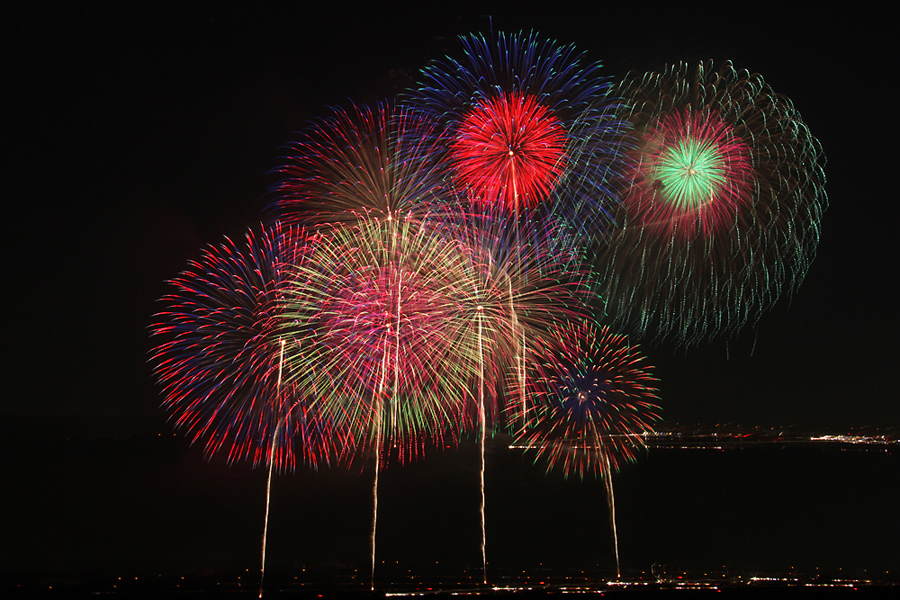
259, 338, 285, 598
438, 214, 593, 583
595, 60, 827, 346
280, 215, 483, 588
269, 102, 448, 228
149, 223, 338, 595
513, 321, 662, 577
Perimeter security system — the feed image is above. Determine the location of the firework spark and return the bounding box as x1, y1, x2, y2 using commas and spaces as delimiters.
516, 321, 661, 479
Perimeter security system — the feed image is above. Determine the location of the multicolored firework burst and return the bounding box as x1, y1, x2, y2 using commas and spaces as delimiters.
594, 60, 827, 345
404, 31, 627, 240
149, 223, 348, 595
515, 321, 661, 480
627, 110, 754, 239
149, 223, 336, 472
280, 215, 480, 460
514, 321, 661, 578
269, 102, 447, 227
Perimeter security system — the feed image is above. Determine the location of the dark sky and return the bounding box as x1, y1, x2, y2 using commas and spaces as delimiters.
6, 3, 897, 586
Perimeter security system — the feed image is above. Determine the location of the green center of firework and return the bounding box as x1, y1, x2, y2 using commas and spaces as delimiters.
654, 136, 728, 209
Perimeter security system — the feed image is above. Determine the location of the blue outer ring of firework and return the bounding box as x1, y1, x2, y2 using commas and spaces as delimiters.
402, 30, 630, 248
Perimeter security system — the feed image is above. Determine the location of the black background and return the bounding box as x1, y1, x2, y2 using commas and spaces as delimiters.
6, 2, 897, 586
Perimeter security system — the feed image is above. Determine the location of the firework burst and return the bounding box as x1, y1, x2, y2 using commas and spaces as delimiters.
515, 321, 661, 480
443, 212, 595, 430
280, 215, 482, 458
595, 60, 827, 345
626, 110, 754, 239
279, 214, 487, 587
269, 102, 447, 227
450, 91, 568, 211
149, 223, 336, 472
404, 30, 627, 241
436, 212, 593, 583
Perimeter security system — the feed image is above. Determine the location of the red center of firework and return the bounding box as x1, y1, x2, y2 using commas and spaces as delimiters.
625, 110, 753, 239
451, 93, 567, 211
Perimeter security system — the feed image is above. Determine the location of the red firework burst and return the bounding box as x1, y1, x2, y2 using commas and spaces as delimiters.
624, 110, 753, 238
450, 92, 568, 211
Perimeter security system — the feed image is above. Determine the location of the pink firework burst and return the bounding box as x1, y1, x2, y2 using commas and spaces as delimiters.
451, 92, 568, 212
280, 216, 483, 465
625, 110, 753, 239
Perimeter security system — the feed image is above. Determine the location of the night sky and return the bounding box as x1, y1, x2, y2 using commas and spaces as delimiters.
6, 3, 897, 588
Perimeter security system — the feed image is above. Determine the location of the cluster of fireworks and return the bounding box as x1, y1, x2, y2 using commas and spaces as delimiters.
149, 31, 826, 592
